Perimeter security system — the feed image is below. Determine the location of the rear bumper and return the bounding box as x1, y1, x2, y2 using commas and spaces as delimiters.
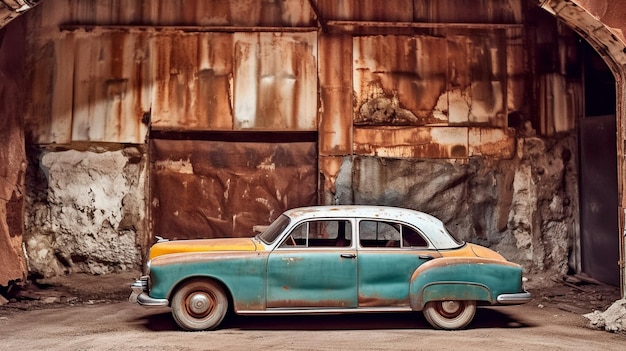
496, 291, 532, 305
128, 276, 169, 307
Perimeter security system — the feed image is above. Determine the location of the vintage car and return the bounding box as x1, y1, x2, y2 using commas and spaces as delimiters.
129, 205, 531, 330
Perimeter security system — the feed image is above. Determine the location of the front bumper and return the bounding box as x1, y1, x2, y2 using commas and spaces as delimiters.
496, 291, 532, 305
129, 276, 169, 307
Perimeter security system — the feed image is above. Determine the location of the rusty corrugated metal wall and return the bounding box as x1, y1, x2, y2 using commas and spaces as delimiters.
22, 0, 535, 240
20, 0, 588, 242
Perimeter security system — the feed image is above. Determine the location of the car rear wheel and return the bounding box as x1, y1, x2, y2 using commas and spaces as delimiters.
171, 278, 228, 331
423, 300, 476, 330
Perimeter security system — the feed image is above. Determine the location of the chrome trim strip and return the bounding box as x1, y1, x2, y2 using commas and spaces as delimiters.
237, 306, 413, 315
496, 292, 532, 305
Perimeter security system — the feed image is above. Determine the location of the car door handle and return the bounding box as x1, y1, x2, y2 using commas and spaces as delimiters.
340, 253, 357, 259
418, 254, 435, 260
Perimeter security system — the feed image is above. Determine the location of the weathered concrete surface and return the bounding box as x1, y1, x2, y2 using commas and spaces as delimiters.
0, 20, 28, 286
24, 147, 146, 277
332, 134, 577, 275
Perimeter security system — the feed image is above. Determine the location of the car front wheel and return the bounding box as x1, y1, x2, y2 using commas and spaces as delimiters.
171, 278, 228, 331
423, 300, 476, 330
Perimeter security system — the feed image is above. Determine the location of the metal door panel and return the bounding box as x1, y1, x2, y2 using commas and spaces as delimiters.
580, 115, 620, 286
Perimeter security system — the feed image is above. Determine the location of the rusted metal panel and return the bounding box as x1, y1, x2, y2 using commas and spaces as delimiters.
538, 73, 579, 135
233, 31, 317, 130
412, 0, 523, 24
506, 27, 525, 113
317, 0, 523, 32
353, 36, 448, 126
468, 127, 515, 158
354, 31, 509, 129
27, 32, 75, 144
467, 30, 507, 126
71, 30, 151, 143
353, 126, 468, 159
150, 139, 317, 239
354, 126, 515, 159
317, 0, 414, 22
151, 32, 234, 130
66, 0, 315, 27
442, 29, 508, 126
319, 34, 352, 155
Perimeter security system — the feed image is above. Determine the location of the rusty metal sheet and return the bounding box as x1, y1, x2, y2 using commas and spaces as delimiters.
151, 32, 234, 130
353, 126, 469, 159
317, 0, 414, 22
354, 31, 509, 128
412, 0, 523, 24
353, 126, 515, 159
66, 0, 315, 27
233, 31, 317, 130
26, 32, 75, 144
538, 73, 578, 135
468, 127, 515, 158
353, 35, 448, 126
71, 30, 151, 143
150, 138, 317, 239
507, 27, 525, 113
440, 29, 508, 126
319, 34, 352, 155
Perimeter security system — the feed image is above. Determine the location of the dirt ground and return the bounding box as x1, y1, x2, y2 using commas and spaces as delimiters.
0, 271, 625, 350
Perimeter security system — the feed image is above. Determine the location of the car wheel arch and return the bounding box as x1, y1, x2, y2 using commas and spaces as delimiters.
409, 281, 493, 310
168, 275, 234, 308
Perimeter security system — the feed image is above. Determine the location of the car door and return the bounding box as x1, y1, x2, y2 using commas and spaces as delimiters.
356, 219, 438, 307
266, 219, 357, 309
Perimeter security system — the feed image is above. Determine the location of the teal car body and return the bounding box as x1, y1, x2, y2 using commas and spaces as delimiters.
130, 205, 531, 330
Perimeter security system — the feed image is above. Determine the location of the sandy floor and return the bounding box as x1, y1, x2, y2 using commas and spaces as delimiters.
0, 271, 624, 350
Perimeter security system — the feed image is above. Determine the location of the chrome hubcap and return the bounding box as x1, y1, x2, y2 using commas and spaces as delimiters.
189, 293, 212, 315
441, 300, 461, 314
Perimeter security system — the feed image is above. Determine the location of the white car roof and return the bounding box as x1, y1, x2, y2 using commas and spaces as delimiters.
282, 205, 462, 249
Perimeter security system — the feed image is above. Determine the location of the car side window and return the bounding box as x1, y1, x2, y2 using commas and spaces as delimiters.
359, 220, 401, 247
359, 220, 428, 248
279, 220, 352, 248
402, 225, 428, 247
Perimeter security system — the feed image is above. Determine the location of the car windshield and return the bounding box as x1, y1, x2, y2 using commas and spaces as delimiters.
256, 214, 291, 244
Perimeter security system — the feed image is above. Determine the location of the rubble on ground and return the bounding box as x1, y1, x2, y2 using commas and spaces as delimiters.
585, 298, 626, 333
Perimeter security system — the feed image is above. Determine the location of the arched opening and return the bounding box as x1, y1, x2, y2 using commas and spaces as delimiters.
534, 0, 625, 292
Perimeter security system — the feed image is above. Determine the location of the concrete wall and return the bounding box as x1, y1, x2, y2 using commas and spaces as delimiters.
24, 146, 146, 277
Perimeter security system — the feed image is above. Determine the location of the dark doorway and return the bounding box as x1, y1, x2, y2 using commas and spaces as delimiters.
579, 42, 620, 286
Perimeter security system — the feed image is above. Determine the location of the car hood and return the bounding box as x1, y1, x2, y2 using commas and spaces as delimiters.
148, 237, 260, 260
